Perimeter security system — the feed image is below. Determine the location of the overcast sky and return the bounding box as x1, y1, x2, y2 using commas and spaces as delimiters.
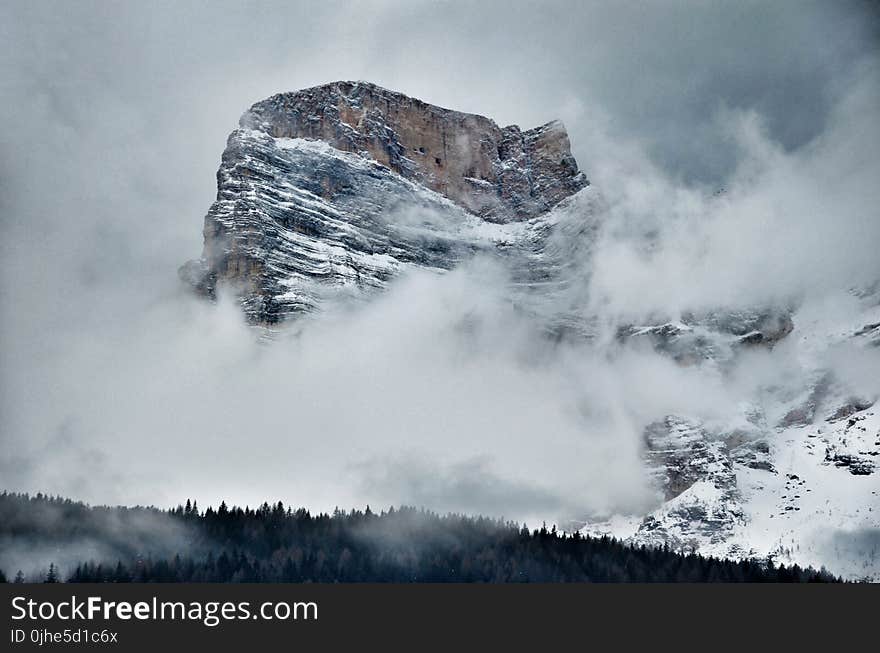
1, 1, 878, 519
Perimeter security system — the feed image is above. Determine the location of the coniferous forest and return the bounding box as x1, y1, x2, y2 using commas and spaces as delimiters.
0, 492, 839, 583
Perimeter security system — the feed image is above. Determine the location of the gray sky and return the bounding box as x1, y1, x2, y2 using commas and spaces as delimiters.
1, 1, 878, 519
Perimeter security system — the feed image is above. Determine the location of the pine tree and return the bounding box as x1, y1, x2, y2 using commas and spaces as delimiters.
45, 563, 58, 583
14, 570, 25, 583
113, 561, 130, 583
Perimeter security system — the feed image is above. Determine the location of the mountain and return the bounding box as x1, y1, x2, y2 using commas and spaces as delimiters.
180, 80, 588, 324
182, 81, 879, 581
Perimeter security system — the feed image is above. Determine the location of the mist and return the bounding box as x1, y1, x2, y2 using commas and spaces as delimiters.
1, 1, 879, 528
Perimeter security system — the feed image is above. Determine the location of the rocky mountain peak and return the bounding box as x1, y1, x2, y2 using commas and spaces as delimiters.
240, 81, 588, 222
182, 81, 591, 324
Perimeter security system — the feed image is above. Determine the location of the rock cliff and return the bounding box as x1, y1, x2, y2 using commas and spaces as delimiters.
181, 81, 588, 324
241, 81, 587, 222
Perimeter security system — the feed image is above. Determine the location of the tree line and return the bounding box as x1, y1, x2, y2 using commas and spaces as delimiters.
0, 492, 840, 583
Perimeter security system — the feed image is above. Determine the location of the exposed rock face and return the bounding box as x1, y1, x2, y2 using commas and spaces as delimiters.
241, 81, 588, 222
822, 410, 879, 476
182, 81, 589, 324
635, 417, 745, 550
615, 307, 795, 366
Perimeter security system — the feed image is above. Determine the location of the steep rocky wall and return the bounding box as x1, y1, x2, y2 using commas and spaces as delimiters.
241, 81, 588, 222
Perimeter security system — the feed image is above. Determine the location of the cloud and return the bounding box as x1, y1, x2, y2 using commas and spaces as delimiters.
585, 56, 880, 320
353, 455, 574, 525
0, 1, 878, 528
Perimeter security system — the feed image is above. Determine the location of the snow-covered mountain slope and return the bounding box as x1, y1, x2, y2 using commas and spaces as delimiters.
583, 298, 880, 581
183, 82, 878, 580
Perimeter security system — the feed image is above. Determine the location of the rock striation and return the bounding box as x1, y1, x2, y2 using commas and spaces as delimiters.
241, 81, 587, 222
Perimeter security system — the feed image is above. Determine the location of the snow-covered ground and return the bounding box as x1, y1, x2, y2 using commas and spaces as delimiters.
582, 297, 880, 581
